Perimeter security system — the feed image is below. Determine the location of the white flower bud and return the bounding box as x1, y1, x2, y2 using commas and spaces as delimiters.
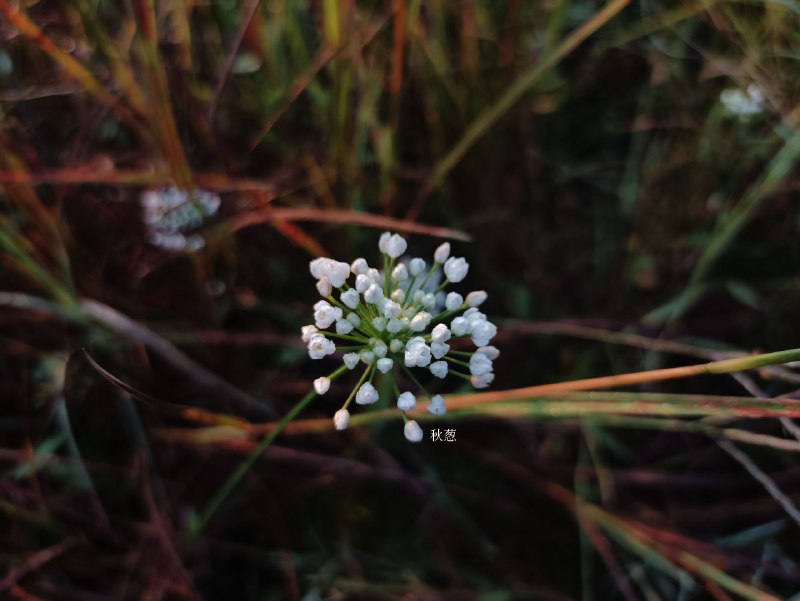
366, 268, 381, 283
397, 391, 416, 410
383, 300, 402, 318
333, 408, 350, 430
466, 290, 487, 307
313, 301, 342, 329
343, 353, 359, 369
471, 372, 495, 389
360, 350, 375, 364
476, 345, 500, 360
356, 382, 379, 405
431, 341, 450, 359
355, 273, 370, 293
314, 377, 331, 395
409, 311, 431, 332
389, 339, 404, 353
469, 352, 493, 376
372, 340, 388, 358
471, 320, 497, 347
301, 324, 318, 342
443, 257, 469, 283
404, 420, 423, 443
413, 290, 425, 304
404, 338, 431, 367
378, 231, 392, 253
385, 233, 407, 258
350, 258, 368, 276
464, 307, 486, 332
430, 361, 448, 378
445, 292, 463, 311
386, 318, 403, 333
431, 323, 451, 342
405, 335, 423, 348
409, 258, 426, 276
451, 316, 469, 336
340, 289, 360, 310
346, 312, 361, 327
335, 319, 354, 335
427, 394, 447, 415
390, 288, 405, 302
364, 283, 384, 304
331, 261, 351, 287
316, 277, 332, 297
372, 316, 387, 332
307, 334, 336, 359
434, 242, 450, 264
391, 263, 408, 282
312, 258, 351, 287
376, 357, 394, 373
309, 257, 330, 279
421, 293, 436, 310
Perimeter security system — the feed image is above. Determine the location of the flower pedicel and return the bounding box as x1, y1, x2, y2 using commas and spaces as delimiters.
302, 232, 498, 442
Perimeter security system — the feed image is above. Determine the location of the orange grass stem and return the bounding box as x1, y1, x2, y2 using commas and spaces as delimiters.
444, 348, 800, 411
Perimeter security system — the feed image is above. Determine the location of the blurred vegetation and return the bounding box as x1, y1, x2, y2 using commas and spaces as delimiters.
3, 0, 800, 599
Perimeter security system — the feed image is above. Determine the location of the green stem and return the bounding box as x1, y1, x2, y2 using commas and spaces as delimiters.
322, 331, 369, 343
449, 350, 476, 358
444, 355, 471, 368
343, 363, 374, 409
402, 364, 434, 401
429, 304, 467, 325
416, 262, 439, 294
448, 370, 472, 382
192, 364, 349, 536
401, 275, 417, 308
383, 255, 394, 296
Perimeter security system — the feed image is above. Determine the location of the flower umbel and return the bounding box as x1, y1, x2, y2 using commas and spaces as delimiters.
302, 232, 499, 442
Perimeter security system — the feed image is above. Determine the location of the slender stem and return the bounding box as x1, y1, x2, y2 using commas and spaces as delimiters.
193, 364, 348, 535
444, 355, 471, 368
401, 275, 417, 308
429, 304, 467, 325
383, 255, 394, 296
326, 294, 348, 312
343, 363, 374, 409
322, 331, 369, 343
446, 347, 800, 411
448, 370, 472, 382
416, 262, 439, 293
449, 349, 476, 357
389, 372, 401, 396
402, 364, 434, 401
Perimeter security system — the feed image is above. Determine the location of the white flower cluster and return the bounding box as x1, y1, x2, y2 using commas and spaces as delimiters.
140, 186, 220, 251
720, 84, 764, 117
301, 232, 499, 443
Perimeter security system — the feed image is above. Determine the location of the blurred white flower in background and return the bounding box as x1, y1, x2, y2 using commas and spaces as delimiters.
720, 83, 764, 117
140, 186, 220, 251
